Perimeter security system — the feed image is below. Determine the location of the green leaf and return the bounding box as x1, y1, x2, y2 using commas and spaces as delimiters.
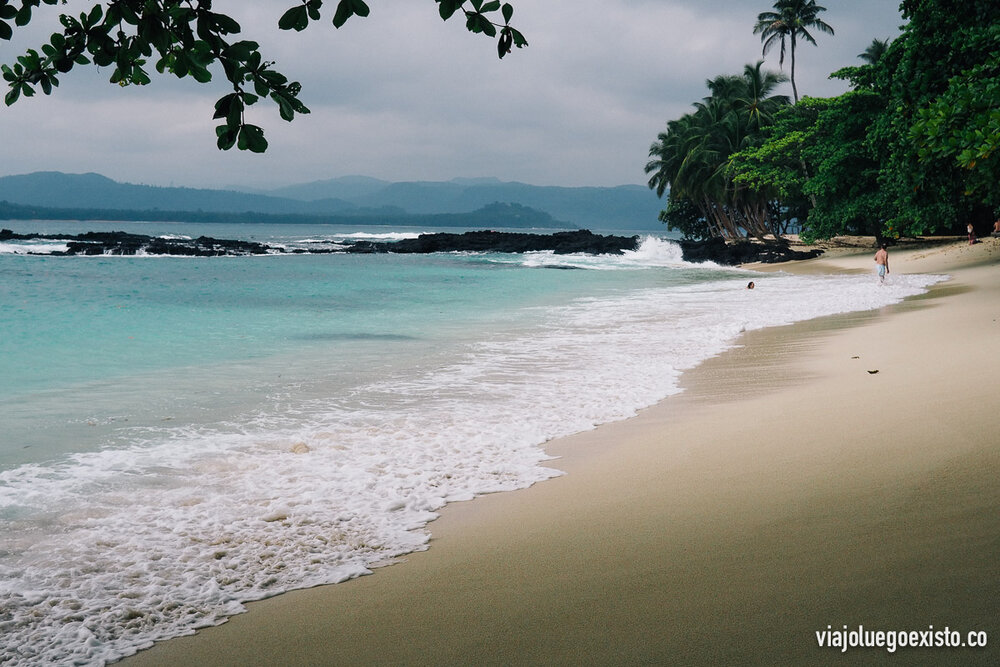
497, 27, 512, 59
214, 13, 242, 34
437, 0, 461, 21
278, 6, 309, 31
5, 85, 20, 106
213, 92, 240, 120
351, 0, 370, 18
307, 2, 321, 21
502, 3, 513, 24
87, 4, 103, 27
0, 20, 11, 41
226, 40, 259, 61
14, 5, 31, 27
238, 124, 268, 153
467, 14, 496, 37
216, 123, 239, 150
274, 94, 295, 121
332, 1, 352, 28
481, 1, 501, 13
189, 65, 212, 83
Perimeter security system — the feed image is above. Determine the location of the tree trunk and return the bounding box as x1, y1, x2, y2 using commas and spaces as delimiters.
790, 33, 799, 103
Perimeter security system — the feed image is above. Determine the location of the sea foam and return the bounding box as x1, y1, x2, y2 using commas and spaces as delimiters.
0, 240, 947, 666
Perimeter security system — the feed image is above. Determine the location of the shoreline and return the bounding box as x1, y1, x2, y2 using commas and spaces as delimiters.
122, 238, 999, 665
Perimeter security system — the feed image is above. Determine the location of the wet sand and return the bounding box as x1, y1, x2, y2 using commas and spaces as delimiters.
123, 238, 1000, 666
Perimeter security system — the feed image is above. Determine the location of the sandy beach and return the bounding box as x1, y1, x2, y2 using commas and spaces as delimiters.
123, 237, 999, 666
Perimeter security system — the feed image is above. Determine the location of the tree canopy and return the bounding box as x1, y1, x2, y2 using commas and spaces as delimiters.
1, 1, 527, 152
645, 61, 790, 240
753, 0, 834, 103
650, 0, 1000, 242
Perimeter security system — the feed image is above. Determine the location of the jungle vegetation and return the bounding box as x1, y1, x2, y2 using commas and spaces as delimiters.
646, 0, 999, 242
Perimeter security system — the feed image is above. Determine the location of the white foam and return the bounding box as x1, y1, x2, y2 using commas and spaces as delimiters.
333, 231, 424, 241
495, 236, 713, 270
0, 240, 69, 255
0, 266, 947, 666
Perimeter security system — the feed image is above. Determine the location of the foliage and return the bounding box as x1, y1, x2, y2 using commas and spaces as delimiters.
797, 93, 886, 240
645, 61, 790, 240
909, 28, 1000, 205
866, 0, 1000, 235
753, 0, 833, 103
725, 0, 1000, 241
657, 195, 710, 240
731, 93, 888, 242
0, 0, 527, 152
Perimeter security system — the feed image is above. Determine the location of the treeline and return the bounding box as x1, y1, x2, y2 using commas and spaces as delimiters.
0, 200, 565, 229
646, 0, 999, 242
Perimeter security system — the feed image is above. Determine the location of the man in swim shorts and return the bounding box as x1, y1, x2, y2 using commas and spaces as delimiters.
874, 243, 889, 284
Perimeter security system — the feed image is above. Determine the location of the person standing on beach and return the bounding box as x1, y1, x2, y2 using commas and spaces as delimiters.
968, 222, 977, 245
874, 243, 889, 284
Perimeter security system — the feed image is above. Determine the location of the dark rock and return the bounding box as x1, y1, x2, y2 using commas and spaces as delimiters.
342, 230, 639, 255
7, 230, 274, 256
679, 237, 823, 265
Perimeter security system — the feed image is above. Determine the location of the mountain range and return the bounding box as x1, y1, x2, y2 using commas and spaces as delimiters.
0, 172, 666, 230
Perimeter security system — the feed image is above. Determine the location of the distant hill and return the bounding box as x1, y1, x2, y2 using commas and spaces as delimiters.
254, 176, 665, 230
0, 172, 357, 215
0, 199, 563, 229
0, 172, 666, 230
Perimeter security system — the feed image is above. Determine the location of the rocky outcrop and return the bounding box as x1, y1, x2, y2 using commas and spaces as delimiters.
678, 237, 823, 264
343, 230, 639, 255
1, 230, 273, 256
1, 229, 639, 256
1, 228, 823, 263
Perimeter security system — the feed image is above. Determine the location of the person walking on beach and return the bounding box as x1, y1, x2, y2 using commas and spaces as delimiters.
874, 243, 889, 284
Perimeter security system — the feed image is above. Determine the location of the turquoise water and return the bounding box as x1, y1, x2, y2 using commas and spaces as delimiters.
0, 220, 946, 666
2, 222, 666, 467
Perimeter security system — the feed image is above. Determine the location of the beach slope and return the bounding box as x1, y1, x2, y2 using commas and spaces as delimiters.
123, 238, 999, 666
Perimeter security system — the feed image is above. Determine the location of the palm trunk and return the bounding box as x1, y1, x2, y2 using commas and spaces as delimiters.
790, 33, 798, 104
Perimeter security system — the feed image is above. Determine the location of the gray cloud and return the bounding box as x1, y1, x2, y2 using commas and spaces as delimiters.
0, 0, 904, 188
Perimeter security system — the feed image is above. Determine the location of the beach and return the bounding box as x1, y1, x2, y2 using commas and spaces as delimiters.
122, 237, 999, 666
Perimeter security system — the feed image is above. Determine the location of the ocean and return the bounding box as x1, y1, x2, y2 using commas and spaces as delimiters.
0, 220, 946, 665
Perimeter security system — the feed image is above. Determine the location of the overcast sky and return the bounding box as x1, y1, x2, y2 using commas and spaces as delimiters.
1, 1, 905, 189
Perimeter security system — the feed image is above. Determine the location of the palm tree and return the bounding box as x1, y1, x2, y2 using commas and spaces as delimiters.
646, 62, 791, 240
734, 60, 790, 132
858, 37, 890, 64
753, 0, 834, 103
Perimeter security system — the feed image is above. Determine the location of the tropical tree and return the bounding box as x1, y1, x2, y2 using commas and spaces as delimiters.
868, 0, 1000, 236
858, 37, 890, 64
731, 92, 887, 242
0, 0, 527, 153
753, 0, 834, 103
646, 62, 790, 240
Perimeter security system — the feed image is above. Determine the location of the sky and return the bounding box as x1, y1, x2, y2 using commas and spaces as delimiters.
0, 1, 906, 189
